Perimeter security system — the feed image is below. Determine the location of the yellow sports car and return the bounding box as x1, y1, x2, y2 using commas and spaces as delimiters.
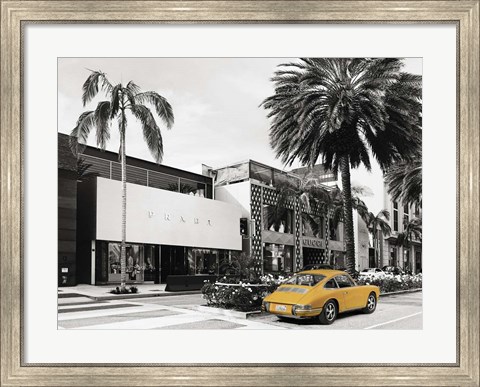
262, 269, 380, 324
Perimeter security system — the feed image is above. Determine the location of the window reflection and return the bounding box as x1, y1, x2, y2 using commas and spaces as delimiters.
263, 243, 293, 273
108, 243, 144, 282
262, 205, 293, 234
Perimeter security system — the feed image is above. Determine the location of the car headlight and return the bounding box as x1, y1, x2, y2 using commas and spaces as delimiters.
262, 301, 270, 312
292, 304, 312, 315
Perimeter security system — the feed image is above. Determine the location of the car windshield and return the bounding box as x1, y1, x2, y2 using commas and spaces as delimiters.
285, 274, 325, 286
362, 269, 375, 273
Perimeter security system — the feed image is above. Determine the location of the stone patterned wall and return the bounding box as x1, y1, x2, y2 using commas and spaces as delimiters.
303, 248, 327, 265
250, 184, 263, 275
294, 199, 302, 271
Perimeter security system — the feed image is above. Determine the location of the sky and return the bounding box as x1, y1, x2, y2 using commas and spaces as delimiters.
58, 57, 422, 213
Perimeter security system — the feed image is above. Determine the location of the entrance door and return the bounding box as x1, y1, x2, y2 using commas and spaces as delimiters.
160, 246, 186, 283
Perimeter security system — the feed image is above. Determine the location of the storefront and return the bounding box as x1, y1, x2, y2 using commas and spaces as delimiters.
93, 242, 234, 284
79, 176, 242, 285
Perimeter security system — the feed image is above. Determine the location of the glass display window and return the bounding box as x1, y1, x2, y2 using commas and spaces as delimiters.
108, 243, 144, 282
263, 243, 293, 273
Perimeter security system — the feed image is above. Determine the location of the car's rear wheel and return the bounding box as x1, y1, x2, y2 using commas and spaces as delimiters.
363, 293, 377, 314
318, 300, 337, 325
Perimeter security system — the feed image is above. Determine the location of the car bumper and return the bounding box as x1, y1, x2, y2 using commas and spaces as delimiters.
262, 303, 322, 318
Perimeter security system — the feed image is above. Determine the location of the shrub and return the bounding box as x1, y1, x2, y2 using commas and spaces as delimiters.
201, 275, 287, 311
129, 286, 138, 293
356, 274, 422, 294
109, 285, 139, 294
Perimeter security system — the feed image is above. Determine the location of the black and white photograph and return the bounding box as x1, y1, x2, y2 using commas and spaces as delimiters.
57, 57, 423, 330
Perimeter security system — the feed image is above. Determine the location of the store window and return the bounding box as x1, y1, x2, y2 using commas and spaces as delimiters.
393, 201, 399, 231
187, 248, 224, 275
250, 163, 273, 185
108, 243, 144, 282
143, 245, 156, 282
390, 246, 397, 266
329, 219, 338, 241
403, 203, 410, 230
262, 205, 293, 234
263, 243, 293, 273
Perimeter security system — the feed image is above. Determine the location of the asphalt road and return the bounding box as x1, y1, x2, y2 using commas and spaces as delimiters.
58, 291, 422, 330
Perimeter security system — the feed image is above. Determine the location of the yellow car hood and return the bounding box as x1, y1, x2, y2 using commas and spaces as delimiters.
264, 284, 313, 305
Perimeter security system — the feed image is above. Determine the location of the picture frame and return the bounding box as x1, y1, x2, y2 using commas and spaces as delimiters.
1, 1, 478, 386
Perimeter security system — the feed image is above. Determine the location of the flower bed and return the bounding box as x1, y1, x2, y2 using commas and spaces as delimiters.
201, 275, 286, 311
356, 274, 422, 294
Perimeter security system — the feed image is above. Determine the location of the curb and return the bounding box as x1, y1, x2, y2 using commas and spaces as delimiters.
60, 290, 202, 302
196, 305, 261, 320
380, 288, 422, 297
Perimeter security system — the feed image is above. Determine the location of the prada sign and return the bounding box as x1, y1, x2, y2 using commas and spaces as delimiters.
303, 238, 325, 249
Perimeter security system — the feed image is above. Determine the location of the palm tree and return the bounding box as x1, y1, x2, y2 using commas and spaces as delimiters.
70, 70, 174, 290
262, 58, 422, 274
359, 209, 392, 268
385, 149, 422, 206
396, 217, 422, 272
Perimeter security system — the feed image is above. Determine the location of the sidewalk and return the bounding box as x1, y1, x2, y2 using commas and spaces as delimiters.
58, 283, 201, 301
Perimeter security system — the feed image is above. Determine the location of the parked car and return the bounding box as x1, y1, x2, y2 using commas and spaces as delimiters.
262, 269, 380, 325
382, 266, 405, 275
358, 268, 386, 278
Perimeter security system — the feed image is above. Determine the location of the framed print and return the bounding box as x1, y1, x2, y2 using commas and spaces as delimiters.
1, 1, 478, 386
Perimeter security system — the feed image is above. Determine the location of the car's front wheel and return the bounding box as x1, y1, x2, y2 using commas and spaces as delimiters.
363, 292, 377, 314
318, 300, 337, 325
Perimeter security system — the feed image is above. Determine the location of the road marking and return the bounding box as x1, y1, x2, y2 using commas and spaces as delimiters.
363, 312, 423, 330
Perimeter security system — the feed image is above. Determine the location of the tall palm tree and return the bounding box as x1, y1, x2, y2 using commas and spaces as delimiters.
359, 209, 392, 268
70, 70, 174, 290
396, 217, 422, 272
262, 58, 422, 274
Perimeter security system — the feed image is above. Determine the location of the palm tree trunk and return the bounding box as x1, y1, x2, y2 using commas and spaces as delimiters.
324, 214, 330, 265
120, 118, 127, 291
339, 155, 355, 274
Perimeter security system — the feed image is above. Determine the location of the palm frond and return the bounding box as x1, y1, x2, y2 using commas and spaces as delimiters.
82, 70, 112, 106
69, 111, 95, 155
94, 101, 112, 149
126, 81, 141, 95
130, 104, 164, 162
135, 91, 174, 129
109, 84, 122, 119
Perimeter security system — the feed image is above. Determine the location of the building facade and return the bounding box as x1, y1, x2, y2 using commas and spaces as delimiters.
214, 160, 346, 275
382, 192, 422, 274
58, 134, 348, 286
58, 133, 242, 286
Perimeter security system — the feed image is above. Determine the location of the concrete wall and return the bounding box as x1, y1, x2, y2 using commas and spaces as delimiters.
96, 177, 242, 250
214, 181, 251, 218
